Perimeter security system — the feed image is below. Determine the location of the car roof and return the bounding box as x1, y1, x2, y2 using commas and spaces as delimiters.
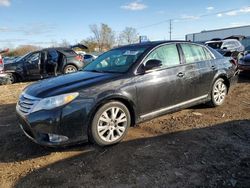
114, 40, 202, 50
205, 39, 239, 44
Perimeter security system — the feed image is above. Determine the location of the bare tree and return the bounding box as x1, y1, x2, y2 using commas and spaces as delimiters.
59, 39, 70, 47
119, 27, 139, 45
89, 23, 115, 52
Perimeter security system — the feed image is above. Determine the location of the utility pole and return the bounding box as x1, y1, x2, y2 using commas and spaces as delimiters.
169, 19, 172, 40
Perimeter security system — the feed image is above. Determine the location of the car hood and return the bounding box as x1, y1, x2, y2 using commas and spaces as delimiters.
24, 71, 121, 98
3, 60, 22, 70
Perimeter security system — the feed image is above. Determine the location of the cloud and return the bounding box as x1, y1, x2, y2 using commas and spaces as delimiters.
225, 11, 237, 16
206, 6, 214, 11
240, 7, 250, 13
121, 1, 147, 11
0, 39, 26, 43
230, 22, 249, 27
0, 23, 56, 36
0, 26, 9, 32
0, 0, 11, 7
156, 10, 165, 15
217, 6, 250, 17
181, 15, 200, 20
18, 23, 56, 36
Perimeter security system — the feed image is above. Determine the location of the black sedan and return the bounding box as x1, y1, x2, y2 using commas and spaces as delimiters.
16, 41, 237, 146
0, 46, 87, 84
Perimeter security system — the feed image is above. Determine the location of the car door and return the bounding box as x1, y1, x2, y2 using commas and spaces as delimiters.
24, 52, 41, 79
179, 43, 215, 98
136, 44, 187, 118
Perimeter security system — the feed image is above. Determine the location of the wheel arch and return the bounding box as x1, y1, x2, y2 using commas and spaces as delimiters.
89, 95, 136, 129
5, 71, 23, 82
212, 72, 230, 93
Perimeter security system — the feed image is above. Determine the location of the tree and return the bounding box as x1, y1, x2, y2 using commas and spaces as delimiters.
89, 23, 115, 52
4, 45, 40, 57
119, 27, 139, 45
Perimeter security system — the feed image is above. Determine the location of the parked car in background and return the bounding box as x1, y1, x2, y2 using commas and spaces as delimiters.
0, 45, 87, 84
205, 37, 245, 57
82, 54, 98, 63
16, 41, 238, 147
238, 50, 250, 71
245, 46, 250, 53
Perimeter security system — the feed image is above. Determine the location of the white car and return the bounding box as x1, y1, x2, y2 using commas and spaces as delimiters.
205, 37, 245, 56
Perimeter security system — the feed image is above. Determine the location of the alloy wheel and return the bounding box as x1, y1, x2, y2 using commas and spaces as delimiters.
97, 107, 128, 143
64, 65, 77, 74
213, 79, 227, 105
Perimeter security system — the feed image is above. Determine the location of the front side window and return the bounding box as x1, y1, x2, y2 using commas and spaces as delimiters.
145, 44, 180, 68
27, 52, 40, 62
84, 47, 147, 73
181, 44, 207, 63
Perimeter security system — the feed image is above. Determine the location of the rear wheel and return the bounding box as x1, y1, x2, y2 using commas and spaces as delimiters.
63, 65, 77, 74
6, 73, 16, 84
209, 78, 228, 107
90, 101, 131, 146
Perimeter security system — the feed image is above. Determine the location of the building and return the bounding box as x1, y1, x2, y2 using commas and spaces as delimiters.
186, 25, 250, 48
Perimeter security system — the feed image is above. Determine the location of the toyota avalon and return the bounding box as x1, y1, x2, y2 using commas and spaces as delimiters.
16, 41, 237, 146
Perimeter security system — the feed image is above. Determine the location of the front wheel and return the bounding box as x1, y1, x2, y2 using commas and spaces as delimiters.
210, 78, 228, 107
90, 101, 131, 146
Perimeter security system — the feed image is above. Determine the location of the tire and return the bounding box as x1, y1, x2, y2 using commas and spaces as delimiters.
6, 73, 16, 84
63, 65, 77, 74
209, 78, 228, 107
90, 101, 131, 146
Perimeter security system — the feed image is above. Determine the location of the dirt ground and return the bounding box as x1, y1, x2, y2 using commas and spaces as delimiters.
0, 73, 250, 188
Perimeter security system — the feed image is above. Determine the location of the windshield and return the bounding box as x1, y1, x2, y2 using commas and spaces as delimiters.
83, 47, 147, 73
206, 42, 223, 49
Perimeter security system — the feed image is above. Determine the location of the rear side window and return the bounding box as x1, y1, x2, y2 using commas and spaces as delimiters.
145, 44, 180, 68
181, 44, 207, 63
62, 49, 77, 56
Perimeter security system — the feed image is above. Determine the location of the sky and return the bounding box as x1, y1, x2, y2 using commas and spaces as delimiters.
0, 0, 250, 48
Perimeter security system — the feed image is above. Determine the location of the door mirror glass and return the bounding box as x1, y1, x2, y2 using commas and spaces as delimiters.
144, 59, 162, 71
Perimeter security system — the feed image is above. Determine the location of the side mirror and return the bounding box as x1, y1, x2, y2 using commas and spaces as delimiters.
144, 59, 162, 71
222, 47, 227, 50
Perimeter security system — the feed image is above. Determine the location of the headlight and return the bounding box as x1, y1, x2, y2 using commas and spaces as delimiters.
31, 92, 79, 113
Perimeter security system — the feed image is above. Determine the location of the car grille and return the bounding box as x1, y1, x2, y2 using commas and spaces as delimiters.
17, 93, 40, 115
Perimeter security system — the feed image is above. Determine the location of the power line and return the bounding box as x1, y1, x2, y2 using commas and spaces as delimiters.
136, 6, 250, 30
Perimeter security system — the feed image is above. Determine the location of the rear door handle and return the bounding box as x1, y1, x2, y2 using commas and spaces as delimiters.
177, 72, 184, 77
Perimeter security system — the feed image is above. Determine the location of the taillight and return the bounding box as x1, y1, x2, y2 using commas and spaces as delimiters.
0, 56, 3, 65
75, 55, 83, 62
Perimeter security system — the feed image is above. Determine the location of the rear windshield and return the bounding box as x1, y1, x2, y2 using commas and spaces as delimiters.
206, 42, 223, 49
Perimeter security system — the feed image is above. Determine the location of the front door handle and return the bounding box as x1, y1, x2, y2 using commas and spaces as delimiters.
211, 65, 216, 70
177, 72, 184, 77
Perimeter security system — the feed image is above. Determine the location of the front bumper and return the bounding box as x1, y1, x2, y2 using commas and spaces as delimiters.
16, 99, 91, 147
